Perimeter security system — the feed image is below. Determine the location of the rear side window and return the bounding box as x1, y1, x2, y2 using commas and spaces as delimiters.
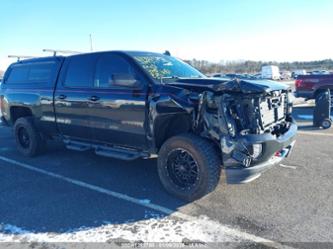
28, 63, 54, 81
6, 65, 29, 83
64, 54, 98, 88
6, 62, 56, 84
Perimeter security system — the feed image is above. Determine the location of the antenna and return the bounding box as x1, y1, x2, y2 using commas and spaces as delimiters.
43, 49, 82, 56
89, 34, 93, 52
8, 55, 35, 62
164, 50, 171, 56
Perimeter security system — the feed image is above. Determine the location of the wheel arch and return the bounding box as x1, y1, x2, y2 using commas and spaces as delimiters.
154, 113, 193, 150
313, 86, 333, 98
10, 106, 33, 125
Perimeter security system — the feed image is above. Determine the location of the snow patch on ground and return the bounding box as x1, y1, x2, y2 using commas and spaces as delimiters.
0, 213, 243, 243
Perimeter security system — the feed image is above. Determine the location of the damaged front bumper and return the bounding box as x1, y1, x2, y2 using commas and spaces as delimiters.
0, 116, 9, 127
224, 119, 297, 184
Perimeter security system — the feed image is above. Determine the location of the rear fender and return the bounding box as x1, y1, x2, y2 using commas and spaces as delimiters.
2, 94, 41, 125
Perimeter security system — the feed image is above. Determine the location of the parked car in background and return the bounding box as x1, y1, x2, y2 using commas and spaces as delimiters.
212, 73, 223, 78
214, 73, 241, 79
292, 70, 307, 79
261, 65, 280, 80
241, 74, 258, 80
309, 70, 330, 75
213, 73, 257, 80
224, 73, 239, 79
280, 71, 292, 80
254, 73, 262, 79
295, 74, 333, 99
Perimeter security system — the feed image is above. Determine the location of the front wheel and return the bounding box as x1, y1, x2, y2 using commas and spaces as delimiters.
14, 117, 46, 157
157, 134, 221, 201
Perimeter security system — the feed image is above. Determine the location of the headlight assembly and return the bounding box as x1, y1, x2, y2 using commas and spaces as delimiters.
250, 144, 263, 159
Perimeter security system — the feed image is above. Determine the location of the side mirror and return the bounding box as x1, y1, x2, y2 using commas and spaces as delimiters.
112, 73, 140, 88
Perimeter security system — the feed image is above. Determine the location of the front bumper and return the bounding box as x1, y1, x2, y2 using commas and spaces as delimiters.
0, 116, 9, 127
224, 120, 297, 184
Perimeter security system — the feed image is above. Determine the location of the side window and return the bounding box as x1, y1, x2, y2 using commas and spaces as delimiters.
6, 65, 30, 84
64, 55, 98, 88
28, 62, 55, 81
6, 62, 56, 84
94, 54, 137, 88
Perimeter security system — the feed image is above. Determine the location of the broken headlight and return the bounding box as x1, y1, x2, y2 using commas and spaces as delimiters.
249, 144, 263, 160
287, 92, 294, 114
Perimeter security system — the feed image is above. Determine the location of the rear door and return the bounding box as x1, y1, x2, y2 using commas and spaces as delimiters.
89, 53, 148, 149
54, 54, 99, 141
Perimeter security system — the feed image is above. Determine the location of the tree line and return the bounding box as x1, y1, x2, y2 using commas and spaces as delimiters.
185, 59, 333, 74
1, 59, 333, 78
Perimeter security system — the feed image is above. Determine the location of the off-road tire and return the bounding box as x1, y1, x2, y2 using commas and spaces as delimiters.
157, 133, 221, 201
14, 117, 46, 157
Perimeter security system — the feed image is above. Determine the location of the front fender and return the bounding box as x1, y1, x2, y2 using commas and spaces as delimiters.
148, 93, 195, 150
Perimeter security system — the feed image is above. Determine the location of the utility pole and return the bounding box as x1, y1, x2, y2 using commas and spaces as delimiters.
89, 34, 93, 52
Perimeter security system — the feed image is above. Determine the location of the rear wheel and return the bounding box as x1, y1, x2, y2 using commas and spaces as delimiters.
14, 117, 46, 157
157, 134, 221, 201
321, 119, 332, 129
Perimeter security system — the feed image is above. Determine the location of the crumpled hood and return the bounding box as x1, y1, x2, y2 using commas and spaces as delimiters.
167, 78, 290, 94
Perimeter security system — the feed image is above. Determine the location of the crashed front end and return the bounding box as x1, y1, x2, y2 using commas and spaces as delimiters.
195, 80, 297, 183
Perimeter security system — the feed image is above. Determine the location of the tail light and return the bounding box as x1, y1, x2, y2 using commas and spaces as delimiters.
295, 79, 303, 89
295, 79, 314, 90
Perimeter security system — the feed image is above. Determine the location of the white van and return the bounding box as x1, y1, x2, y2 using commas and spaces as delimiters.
261, 65, 280, 80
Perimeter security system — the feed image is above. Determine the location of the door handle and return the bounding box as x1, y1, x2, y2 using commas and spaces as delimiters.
89, 96, 100, 102
58, 94, 67, 100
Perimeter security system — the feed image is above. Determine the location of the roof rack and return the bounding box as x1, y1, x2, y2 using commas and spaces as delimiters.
43, 49, 82, 56
8, 55, 36, 62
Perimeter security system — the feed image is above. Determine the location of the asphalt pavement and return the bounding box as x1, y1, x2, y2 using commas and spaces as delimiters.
0, 102, 332, 248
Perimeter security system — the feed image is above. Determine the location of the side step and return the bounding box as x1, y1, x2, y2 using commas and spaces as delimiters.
65, 140, 91, 151
63, 139, 146, 160
95, 147, 142, 161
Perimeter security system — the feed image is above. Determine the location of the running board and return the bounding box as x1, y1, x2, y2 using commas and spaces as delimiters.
95, 147, 142, 161
65, 141, 91, 151
63, 139, 145, 160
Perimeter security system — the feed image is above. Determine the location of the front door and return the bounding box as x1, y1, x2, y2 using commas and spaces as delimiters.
89, 53, 148, 149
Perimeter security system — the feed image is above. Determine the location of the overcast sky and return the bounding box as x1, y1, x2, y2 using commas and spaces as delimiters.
1, 0, 333, 71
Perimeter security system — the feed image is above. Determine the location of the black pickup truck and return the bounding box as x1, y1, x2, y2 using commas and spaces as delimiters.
0, 51, 297, 200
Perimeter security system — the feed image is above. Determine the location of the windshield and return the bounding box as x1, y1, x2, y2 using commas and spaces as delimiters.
128, 52, 205, 82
